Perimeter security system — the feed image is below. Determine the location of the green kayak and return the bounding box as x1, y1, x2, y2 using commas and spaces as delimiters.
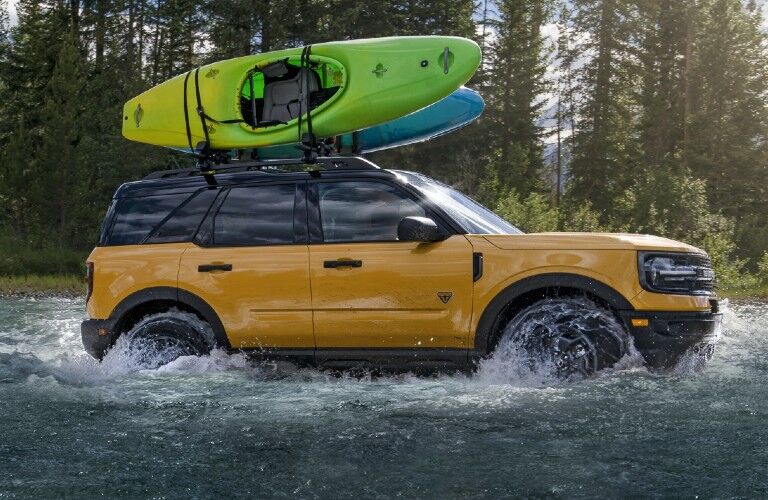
122, 36, 481, 150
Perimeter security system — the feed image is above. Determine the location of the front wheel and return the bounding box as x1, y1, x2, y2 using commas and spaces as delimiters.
495, 297, 631, 379
117, 310, 214, 369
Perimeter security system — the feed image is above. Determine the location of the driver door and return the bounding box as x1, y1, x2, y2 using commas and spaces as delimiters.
308, 179, 474, 350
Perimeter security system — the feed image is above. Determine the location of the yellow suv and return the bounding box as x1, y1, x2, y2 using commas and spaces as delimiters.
82, 156, 721, 375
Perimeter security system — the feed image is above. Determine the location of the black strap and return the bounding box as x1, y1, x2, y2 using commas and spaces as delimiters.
304, 46, 313, 143
296, 46, 307, 143
297, 45, 316, 161
183, 70, 194, 154
190, 67, 246, 151
193, 68, 212, 148
248, 69, 258, 127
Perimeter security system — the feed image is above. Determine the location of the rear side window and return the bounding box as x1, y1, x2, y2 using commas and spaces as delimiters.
213, 184, 297, 246
108, 193, 191, 246
98, 200, 117, 246
146, 189, 218, 244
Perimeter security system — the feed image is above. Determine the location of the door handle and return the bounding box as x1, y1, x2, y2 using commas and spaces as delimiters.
198, 263, 233, 272
324, 259, 363, 269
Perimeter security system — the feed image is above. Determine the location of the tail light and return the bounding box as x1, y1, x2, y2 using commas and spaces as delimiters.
85, 262, 94, 303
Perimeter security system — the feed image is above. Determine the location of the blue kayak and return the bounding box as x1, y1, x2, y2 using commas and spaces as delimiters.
252, 86, 483, 158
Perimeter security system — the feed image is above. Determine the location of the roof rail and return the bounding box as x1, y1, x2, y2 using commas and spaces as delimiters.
143, 155, 380, 180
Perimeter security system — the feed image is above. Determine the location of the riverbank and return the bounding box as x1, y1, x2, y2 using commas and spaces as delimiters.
1, 274, 766, 300
719, 285, 768, 300
0, 275, 84, 298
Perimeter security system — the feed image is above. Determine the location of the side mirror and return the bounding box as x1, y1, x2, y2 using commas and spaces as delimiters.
397, 216, 446, 243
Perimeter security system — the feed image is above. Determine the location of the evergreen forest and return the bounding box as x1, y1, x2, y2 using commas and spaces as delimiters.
1, 0, 767, 291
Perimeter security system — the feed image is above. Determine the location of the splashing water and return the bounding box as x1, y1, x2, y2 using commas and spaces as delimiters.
103, 308, 217, 371
476, 298, 647, 385
0, 296, 764, 498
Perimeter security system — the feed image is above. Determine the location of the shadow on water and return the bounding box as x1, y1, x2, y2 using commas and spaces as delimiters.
0, 296, 766, 497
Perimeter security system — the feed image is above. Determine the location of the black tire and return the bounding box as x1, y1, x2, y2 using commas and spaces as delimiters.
496, 297, 630, 379
120, 311, 213, 369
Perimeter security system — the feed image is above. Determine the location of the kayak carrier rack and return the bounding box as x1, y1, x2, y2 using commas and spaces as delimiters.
144, 155, 380, 181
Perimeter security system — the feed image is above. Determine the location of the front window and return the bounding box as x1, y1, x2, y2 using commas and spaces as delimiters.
396, 171, 522, 234
318, 181, 426, 242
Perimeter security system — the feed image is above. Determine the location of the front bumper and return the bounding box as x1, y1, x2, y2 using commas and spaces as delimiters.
620, 302, 722, 368
81, 318, 118, 360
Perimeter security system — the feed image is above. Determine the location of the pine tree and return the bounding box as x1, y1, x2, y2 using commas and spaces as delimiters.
685, 0, 768, 261
205, 0, 268, 59
0, 1, 9, 61
636, 0, 689, 171
551, 1, 577, 207
0, 0, 12, 144
566, 0, 640, 216
3, 1, 66, 129
481, 0, 551, 197
35, 34, 87, 245
0, 117, 37, 241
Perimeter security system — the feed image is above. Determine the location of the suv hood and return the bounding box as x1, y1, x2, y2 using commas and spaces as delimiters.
482, 233, 703, 253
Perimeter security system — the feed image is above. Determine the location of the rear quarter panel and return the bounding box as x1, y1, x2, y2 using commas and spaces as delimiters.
86, 243, 189, 319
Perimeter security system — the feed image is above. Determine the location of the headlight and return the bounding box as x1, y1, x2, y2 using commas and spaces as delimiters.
638, 252, 715, 295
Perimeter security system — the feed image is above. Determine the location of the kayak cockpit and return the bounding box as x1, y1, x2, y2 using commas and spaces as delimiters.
240, 57, 344, 129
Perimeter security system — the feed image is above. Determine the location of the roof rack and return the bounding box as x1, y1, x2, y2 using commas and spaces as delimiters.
143, 155, 380, 181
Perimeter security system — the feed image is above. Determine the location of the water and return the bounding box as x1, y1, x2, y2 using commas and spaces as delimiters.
0, 297, 766, 498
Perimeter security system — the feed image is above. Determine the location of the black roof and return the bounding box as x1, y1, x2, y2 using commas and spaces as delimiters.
114, 156, 400, 198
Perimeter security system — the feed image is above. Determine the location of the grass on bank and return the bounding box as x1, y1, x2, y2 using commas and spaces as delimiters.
0, 274, 85, 296
0, 239, 88, 276
718, 285, 768, 300
0, 239, 87, 295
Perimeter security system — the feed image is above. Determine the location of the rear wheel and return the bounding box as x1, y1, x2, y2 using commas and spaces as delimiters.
119, 311, 213, 369
496, 297, 630, 379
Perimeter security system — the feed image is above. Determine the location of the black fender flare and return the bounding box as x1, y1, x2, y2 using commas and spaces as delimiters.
474, 273, 634, 354
109, 286, 230, 348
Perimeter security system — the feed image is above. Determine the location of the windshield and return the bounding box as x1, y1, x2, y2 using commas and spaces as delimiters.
395, 171, 523, 235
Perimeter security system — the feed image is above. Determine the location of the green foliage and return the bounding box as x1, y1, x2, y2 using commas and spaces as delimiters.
608, 165, 709, 242
757, 252, 768, 286
559, 201, 610, 233
495, 190, 559, 233
0, 237, 87, 275
494, 191, 610, 234
697, 216, 755, 291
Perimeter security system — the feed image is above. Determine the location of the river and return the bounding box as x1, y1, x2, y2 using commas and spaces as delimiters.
0, 297, 766, 497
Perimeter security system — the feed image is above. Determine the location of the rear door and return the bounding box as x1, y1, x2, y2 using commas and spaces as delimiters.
308, 178, 474, 350
178, 181, 314, 350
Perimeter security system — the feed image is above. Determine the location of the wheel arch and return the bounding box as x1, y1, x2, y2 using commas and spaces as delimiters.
474, 273, 634, 354
109, 286, 230, 349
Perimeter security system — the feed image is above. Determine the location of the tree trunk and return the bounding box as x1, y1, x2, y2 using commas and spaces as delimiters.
95, 0, 105, 72
682, 2, 694, 168
69, 0, 79, 36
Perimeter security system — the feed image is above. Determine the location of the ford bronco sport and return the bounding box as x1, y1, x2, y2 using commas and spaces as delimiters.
82, 156, 721, 375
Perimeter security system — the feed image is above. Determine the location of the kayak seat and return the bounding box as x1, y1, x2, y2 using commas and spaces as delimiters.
261, 68, 320, 125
